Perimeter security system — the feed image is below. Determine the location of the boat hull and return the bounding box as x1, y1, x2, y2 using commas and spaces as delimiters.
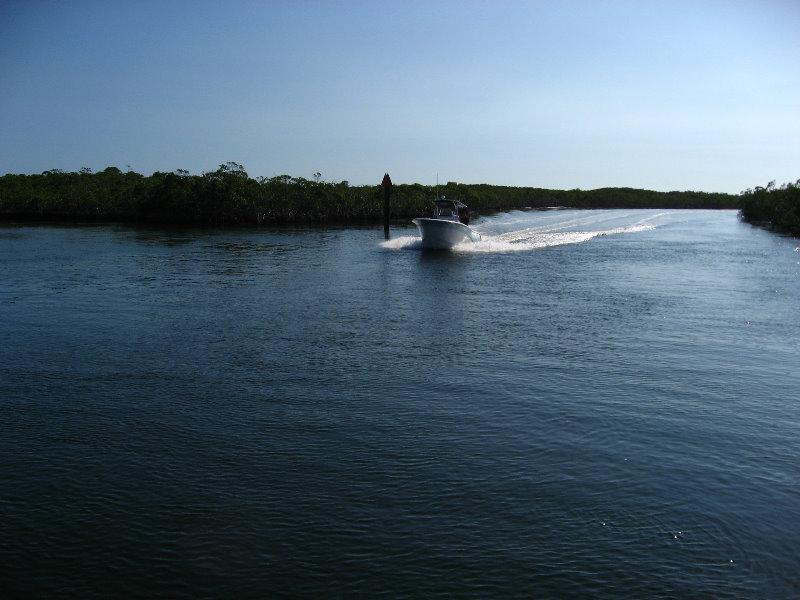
412, 218, 482, 249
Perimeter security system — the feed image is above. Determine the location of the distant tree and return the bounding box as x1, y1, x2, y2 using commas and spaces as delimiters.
740, 179, 800, 236
0, 163, 748, 226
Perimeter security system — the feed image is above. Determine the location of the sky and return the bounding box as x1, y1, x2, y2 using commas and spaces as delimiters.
1, 0, 798, 193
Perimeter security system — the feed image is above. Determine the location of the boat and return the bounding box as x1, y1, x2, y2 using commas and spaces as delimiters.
412, 197, 482, 249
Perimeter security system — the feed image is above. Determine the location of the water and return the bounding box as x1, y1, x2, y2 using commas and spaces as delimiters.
1, 209, 798, 599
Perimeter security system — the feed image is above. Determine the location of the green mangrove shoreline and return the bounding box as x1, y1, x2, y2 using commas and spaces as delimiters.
1, 163, 797, 236
739, 180, 800, 236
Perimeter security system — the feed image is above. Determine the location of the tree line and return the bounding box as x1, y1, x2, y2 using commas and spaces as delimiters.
0, 161, 775, 228
739, 180, 800, 236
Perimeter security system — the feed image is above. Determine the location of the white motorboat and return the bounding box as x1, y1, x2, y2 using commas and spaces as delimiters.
412, 197, 481, 249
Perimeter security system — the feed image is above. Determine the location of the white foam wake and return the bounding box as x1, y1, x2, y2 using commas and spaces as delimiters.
380, 235, 423, 250
381, 209, 664, 253
381, 225, 654, 253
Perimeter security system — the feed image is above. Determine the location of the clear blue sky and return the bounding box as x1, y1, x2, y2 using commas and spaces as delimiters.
1, 0, 798, 193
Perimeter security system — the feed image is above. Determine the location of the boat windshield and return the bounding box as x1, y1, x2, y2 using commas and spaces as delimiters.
431, 197, 468, 221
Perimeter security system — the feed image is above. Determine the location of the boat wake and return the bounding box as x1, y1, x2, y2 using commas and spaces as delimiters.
470, 222, 655, 253
381, 235, 425, 251
382, 209, 668, 253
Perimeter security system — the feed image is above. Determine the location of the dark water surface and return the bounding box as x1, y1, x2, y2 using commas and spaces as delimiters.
1, 210, 798, 599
